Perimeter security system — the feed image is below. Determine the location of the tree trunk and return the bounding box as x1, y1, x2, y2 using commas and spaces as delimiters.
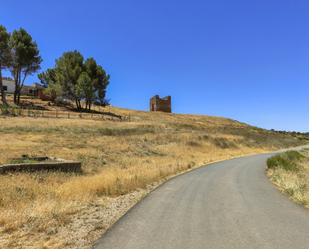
17, 72, 28, 106
13, 70, 20, 104
75, 99, 82, 111
13, 91, 17, 104
17, 91, 21, 105
86, 100, 91, 111
14, 85, 21, 105
0, 65, 8, 106
13, 84, 17, 104
75, 99, 79, 110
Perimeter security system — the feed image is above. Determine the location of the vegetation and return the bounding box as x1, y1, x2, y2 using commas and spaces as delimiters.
9, 28, 42, 104
38, 51, 110, 111
0, 24, 109, 112
271, 129, 309, 141
0, 101, 306, 248
0, 25, 10, 106
9, 158, 40, 164
267, 151, 304, 172
267, 150, 309, 208
38, 68, 59, 101
0, 25, 42, 106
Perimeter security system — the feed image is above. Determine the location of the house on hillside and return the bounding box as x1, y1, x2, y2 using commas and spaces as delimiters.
150, 95, 172, 113
20, 83, 46, 98
1, 77, 15, 94
1, 77, 48, 99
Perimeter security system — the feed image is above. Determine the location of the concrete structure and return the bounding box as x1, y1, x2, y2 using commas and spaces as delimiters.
150, 95, 171, 113
0, 157, 81, 174
1, 77, 15, 94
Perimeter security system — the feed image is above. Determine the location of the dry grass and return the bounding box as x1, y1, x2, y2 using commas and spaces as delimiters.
267, 150, 309, 208
0, 99, 306, 248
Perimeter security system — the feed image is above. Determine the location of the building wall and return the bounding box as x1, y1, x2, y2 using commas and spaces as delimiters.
150, 95, 172, 113
1, 79, 46, 98
2, 79, 15, 93
20, 86, 32, 96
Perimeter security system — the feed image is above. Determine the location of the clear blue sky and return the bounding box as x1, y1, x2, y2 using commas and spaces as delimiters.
1, 0, 308, 131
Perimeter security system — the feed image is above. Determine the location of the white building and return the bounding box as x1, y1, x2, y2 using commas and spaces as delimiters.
1, 78, 45, 98
2, 78, 16, 94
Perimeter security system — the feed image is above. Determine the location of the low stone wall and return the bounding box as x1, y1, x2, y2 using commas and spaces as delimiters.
0, 161, 82, 174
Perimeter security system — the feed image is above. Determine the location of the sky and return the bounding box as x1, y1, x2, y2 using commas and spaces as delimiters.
1, 0, 309, 131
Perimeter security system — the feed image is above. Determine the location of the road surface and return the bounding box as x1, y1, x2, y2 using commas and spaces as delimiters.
93, 153, 309, 249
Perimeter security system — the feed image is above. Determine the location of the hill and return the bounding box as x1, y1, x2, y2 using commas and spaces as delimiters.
0, 99, 307, 248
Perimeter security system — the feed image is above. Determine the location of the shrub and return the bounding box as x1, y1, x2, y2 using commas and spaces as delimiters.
267, 151, 304, 172
186, 140, 201, 147
0, 105, 22, 116
0, 105, 10, 115
212, 137, 236, 149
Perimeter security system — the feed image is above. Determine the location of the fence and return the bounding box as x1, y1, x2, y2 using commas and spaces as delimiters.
0, 107, 130, 122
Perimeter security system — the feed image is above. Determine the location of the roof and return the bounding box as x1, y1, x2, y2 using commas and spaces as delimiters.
32, 83, 45, 89
2, 78, 15, 85
1, 78, 45, 89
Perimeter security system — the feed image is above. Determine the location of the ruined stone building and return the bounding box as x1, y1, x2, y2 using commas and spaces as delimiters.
150, 95, 171, 113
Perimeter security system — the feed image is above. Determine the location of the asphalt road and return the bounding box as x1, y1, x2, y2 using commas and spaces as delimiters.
93, 153, 309, 249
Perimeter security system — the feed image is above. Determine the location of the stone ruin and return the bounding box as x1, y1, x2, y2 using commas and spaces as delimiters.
150, 95, 172, 113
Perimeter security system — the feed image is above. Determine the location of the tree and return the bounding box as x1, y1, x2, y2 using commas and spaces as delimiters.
95, 65, 110, 105
76, 72, 94, 110
38, 68, 61, 101
40, 51, 110, 111
0, 25, 11, 106
38, 68, 57, 88
84, 58, 110, 109
9, 28, 42, 104
55, 51, 84, 110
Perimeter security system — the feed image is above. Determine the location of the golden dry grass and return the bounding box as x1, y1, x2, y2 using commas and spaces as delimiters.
267, 150, 309, 208
0, 101, 306, 248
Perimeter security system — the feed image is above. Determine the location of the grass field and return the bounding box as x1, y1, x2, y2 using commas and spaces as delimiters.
267, 150, 309, 208
0, 101, 307, 248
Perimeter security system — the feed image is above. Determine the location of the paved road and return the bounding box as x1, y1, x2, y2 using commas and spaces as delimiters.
93, 154, 309, 249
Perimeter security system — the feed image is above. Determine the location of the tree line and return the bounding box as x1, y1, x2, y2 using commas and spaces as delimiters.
0, 25, 41, 105
0, 24, 110, 111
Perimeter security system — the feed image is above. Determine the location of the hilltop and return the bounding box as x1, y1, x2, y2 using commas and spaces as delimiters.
0, 98, 307, 248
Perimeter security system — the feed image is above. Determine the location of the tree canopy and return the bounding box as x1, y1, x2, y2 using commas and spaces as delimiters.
38, 68, 61, 101
9, 28, 42, 104
0, 25, 11, 106
0, 24, 109, 111
40, 51, 110, 111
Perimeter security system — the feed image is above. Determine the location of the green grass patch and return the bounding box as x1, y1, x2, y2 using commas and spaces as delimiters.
9, 159, 40, 164
267, 151, 304, 172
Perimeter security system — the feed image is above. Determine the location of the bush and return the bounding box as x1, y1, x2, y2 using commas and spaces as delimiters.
212, 137, 236, 149
267, 151, 304, 172
0, 105, 10, 115
0, 105, 22, 116
54, 97, 74, 107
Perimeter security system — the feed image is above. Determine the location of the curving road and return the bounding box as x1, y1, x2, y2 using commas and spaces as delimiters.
93, 153, 309, 249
